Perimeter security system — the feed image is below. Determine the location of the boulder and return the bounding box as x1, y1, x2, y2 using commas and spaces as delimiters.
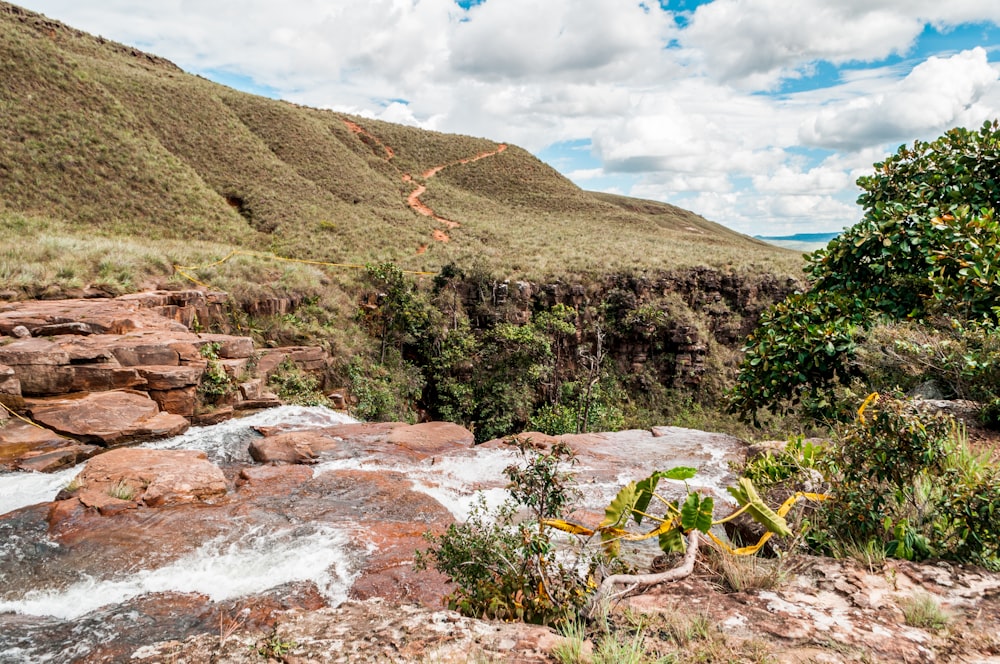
0, 363, 23, 410
136, 365, 203, 390
72, 448, 227, 508
250, 431, 318, 463
15, 444, 100, 473
194, 334, 254, 359
0, 419, 69, 465
25, 390, 189, 446
386, 421, 475, 458
147, 386, 197, 417
15, 363, 147, 396
0, 337, 70, 366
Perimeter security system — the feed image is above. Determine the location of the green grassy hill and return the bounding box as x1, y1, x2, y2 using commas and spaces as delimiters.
0, 0, 798, 300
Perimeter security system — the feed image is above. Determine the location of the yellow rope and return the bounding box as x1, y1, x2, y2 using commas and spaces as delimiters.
172, 249, 437, 288
0, 399, 67, 437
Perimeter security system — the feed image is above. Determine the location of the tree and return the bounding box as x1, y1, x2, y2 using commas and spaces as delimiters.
730, 121, 1000, 422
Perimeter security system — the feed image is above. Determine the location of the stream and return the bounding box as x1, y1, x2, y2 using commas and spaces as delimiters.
0, 407, 744, 662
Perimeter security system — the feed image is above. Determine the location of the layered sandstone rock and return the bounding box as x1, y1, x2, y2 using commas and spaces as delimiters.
0, 291, 332, 467
25, 390, 189, 446
70, 448, 228, 510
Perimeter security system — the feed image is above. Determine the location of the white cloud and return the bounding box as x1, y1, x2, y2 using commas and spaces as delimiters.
12, 0, 1000, 236
800, 48, 999, 149
681, 0, 1000, 88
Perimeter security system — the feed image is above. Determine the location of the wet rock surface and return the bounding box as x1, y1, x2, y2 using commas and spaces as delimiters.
2, 407, 1000, 662
0, 291, 332, 468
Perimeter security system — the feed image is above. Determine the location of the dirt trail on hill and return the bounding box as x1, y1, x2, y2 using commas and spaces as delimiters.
341, 119, 506, 246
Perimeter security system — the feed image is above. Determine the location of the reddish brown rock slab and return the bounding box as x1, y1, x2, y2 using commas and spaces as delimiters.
193, 334, 254, 359
137, 365, 203, 390
0, 419, 71, 465
72, 448, 228, 509
0, 295, 175, 335
256, 346, 328, 376
130, 599, 566, 664
0, 337, 70, 366
235, 464, 315, 499
623, 554, 1000, 663
25, 390, 189, 446
15, 363, 147, 396
15, 444, 100, 473
147, 386, 197, 417
248, 431, 322, 464
253, 422, 424, 463
386, 421, 475, 458
191, 406, 235, 425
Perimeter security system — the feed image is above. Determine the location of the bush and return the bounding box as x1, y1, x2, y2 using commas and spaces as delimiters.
808, 395, 1000, 566
730, 121, 1000, 424
267, 358, 330, 407
415, 438, 593, 625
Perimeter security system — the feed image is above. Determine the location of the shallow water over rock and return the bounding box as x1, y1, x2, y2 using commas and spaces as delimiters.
0, 407, 748, 662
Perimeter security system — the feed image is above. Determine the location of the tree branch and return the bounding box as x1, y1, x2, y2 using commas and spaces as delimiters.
583, 529, 700, 619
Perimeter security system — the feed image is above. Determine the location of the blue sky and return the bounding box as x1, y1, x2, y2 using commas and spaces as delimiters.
16, 0, 1000, 236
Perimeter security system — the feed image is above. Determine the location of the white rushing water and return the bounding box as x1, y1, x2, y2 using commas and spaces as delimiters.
0, 405, 360, 516
0, 465, 78, 517
315, 445, 516, 521
0, 524, 358, 620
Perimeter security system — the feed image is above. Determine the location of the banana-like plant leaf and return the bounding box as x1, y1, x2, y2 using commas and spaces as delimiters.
680, 493, 715, 533
660, 467, 698, 481
658, 526, 685, 553
600, 529, 621, 557
727, 478, 792, 537
632, 467, 698, 525
600, 481, 637, 529
541, 518, 595, 537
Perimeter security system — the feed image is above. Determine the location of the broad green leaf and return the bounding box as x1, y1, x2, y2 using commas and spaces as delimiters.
661, 467, 698, 481
680, 493, 715, 533
658, 526, 685, 554
727, 478, 792, 537
633, 467, 698, 525
600, 482, 636, 529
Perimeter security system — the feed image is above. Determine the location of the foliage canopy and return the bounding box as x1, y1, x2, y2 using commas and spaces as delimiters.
730, 121, 1000, 422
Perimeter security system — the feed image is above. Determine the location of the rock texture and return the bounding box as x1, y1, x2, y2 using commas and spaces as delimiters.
0, 290, 333, 469
131, 599, 567, 664
70, 447, 228, 510
25, 390, 190, 446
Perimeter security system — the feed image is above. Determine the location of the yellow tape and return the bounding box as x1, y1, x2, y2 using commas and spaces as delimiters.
0, 400, 67, 437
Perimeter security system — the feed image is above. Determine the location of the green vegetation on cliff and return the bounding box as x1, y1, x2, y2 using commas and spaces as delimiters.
0, 1, 802, 436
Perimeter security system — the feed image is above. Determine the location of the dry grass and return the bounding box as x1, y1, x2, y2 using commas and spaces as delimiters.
0, 1, 802, 296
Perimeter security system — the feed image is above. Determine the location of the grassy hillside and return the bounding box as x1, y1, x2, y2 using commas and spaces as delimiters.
0, 0, 799, 300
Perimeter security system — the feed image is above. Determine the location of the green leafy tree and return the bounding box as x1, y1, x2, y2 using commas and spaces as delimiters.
730, 121, 1000, 422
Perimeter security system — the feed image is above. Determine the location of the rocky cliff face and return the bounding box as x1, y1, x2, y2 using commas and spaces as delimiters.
438, 266, 797, 392
0, 290, 331, 472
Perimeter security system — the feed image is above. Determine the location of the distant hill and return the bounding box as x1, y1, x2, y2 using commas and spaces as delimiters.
0, 0, 799, 298
755, 232, 840, 253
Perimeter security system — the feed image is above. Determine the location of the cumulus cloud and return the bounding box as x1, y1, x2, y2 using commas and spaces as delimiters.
800, 48, 999, 149
13, 0, 1000, 235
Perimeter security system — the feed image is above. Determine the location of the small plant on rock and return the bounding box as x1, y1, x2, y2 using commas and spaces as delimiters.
416, 437, 596, 625
899, 592, 950, 630
198, 342, 234, 402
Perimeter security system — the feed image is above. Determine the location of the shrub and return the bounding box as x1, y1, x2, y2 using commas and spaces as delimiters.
808, 395, 1000, 567
267, 358, 331, 407
198, 342, 234, 402
730, 121, 1000, 424
415, 438, 592, 625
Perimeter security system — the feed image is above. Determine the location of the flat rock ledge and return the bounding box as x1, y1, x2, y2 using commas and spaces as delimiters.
131, 599, 567, 664
64, 448, 227, 512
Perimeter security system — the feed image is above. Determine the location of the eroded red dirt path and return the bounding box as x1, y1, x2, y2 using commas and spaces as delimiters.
342, 118, 507, 246
343, 120, 395, 160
